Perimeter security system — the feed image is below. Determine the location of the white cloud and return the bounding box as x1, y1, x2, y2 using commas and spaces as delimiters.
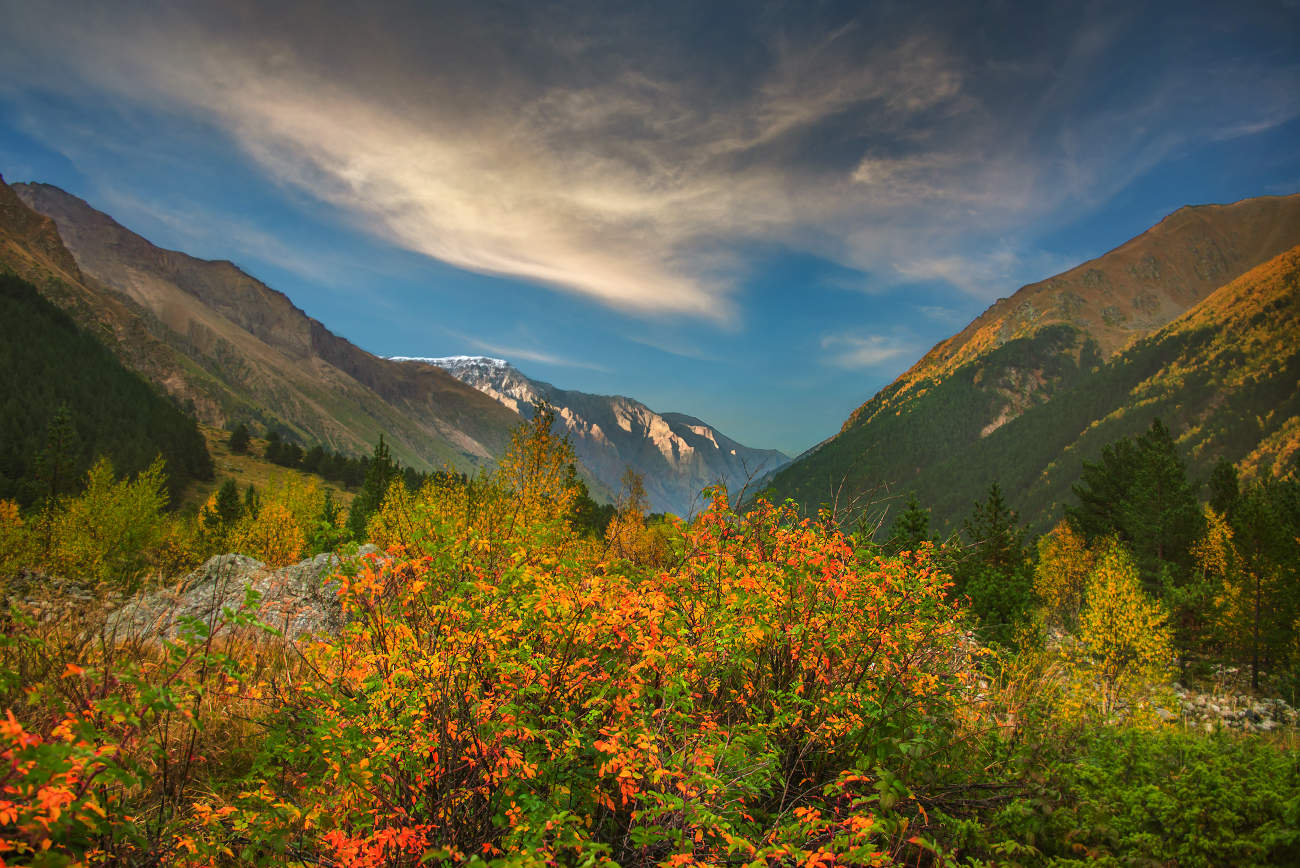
3, 1, 1295, 319
820, 333, 915, 369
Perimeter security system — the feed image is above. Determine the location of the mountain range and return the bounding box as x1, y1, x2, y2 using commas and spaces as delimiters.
763, 193, 1300, 534
394, 355, 790, 515
2, 177, 520, 473
1, 175, 785, 511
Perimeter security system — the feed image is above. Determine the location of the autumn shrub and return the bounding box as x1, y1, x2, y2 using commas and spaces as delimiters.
227, 486, 975, 867
0, 572, 284, 866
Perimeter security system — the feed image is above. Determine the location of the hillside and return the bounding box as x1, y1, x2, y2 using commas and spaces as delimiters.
0, 272, 212, 505
6, 180, 522, 472
396, 355, 790, 515
765, 194, 1300, 532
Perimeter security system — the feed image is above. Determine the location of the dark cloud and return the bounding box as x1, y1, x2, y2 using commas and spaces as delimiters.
3, 0, 1296, 313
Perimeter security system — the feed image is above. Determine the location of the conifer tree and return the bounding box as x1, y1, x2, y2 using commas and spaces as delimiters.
228, 423, 251, 455
213, 479, 244, 526
958, 482, 1033, 645
348, 435, 397, 541
1120, 419, 1202, 582
887, 495, 931, 554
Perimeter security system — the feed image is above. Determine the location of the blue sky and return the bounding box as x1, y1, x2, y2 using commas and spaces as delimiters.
1, 0, 1297, 455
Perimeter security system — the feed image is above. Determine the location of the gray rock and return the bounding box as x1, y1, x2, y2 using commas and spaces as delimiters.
107, 546, 380, 642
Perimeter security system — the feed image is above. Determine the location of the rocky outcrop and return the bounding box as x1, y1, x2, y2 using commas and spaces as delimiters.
107, 547, 379, 642
1170, 683, 1299, 734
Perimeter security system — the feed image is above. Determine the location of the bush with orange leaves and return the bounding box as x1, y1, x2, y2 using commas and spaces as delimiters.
238, 486, 975, 867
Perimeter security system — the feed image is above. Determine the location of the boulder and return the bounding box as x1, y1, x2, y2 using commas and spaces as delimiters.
107, 546, 379, 642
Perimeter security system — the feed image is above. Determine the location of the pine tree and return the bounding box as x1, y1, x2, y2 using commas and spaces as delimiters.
888, 495, 931, 554
958, 482, 1033, 645
213, 479, 244, 525
228, 423, 251, 455
348, 435, 397, 541
1121, 419, 1202, 582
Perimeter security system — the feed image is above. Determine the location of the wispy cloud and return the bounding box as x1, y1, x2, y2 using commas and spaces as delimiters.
820, 333, 916, 369
3, 0, 1296, 317
463, 339, 610, 372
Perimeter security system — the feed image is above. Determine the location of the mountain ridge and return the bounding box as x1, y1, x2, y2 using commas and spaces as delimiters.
5, 178, 523, 472
396, 355, 790, 515
767, 192, 1300, 532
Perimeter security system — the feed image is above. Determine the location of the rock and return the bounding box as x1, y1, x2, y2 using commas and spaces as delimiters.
107, 546, 380, 642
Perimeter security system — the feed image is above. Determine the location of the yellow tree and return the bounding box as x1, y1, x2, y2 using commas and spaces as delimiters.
0, 499, 31, 581
1033, 520, 1093, 630
1192, 505, 1241, 658
605, 466, 648, 559
48, 457, 168, 588
229, 500, 305, 568
1077, 538, 1173, 714
494, 402, 578, 536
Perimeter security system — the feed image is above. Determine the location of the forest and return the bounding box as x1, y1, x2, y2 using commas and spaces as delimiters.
1, 391, 1298, 866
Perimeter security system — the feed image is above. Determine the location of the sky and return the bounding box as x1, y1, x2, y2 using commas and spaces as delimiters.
1, 0, 1298, 456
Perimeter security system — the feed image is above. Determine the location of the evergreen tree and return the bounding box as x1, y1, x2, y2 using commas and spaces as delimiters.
1208, 458, 1239, 516
213, 479, 244, 526
1121, 419, 1202, 582
228, 423, 251, 455
1069, 419, 1202, 590
957, 482, 1034, 646
35, 405, 79, 507
1068, 436, 1140, 541
887, 495, 931, 554
963, 481, 1026, 569
348, 436, 397, 541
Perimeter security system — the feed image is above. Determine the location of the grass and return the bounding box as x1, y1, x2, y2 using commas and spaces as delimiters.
177, 426, 355, 514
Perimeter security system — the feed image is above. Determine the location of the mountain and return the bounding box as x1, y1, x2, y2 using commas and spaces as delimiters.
393, 355, 790, 515
764, 193, 1300, 533
6, 179, 522, 472
0, 272, 213, 505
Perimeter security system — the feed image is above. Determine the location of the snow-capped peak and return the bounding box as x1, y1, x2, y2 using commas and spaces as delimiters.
389, 354, 511, 369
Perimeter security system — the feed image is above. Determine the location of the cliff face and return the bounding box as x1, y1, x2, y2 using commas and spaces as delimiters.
397, 356, 790, 515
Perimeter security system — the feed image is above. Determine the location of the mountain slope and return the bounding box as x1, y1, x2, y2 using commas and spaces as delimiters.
394, 356, 790, 515
766, 193, 1300, 532
0, 272, 213, 505
8, 181, 522, 472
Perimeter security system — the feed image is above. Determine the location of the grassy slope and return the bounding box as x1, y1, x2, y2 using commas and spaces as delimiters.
177, 426, 356, 514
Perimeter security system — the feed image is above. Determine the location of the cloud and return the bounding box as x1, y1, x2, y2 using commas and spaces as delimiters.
894, 246, 1076, 297
462, 339, 610, 372
3, 0, 1297, 317
820, 333, 916, 369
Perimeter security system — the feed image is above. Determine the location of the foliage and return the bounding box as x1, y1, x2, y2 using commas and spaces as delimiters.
1033, 520, 1092, 631
44, 457, 169, 589
980, 726, 1300, 866
248, 487, 972, 866
1076, 539, 1173, 713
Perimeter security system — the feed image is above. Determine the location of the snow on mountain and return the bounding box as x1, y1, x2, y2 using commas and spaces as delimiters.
390, 355, 790, 515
